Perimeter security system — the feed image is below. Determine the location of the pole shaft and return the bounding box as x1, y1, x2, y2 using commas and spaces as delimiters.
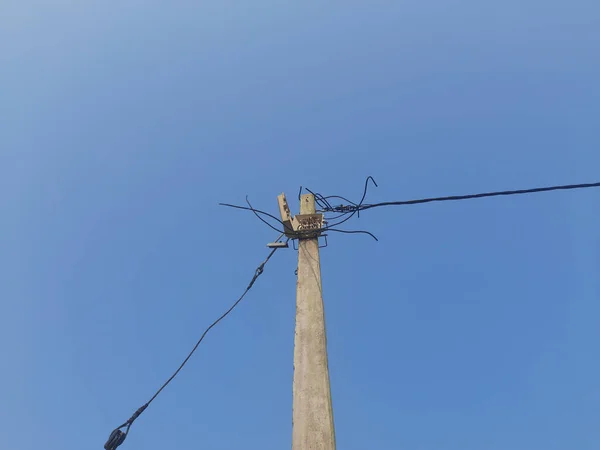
292, 194, 336, 450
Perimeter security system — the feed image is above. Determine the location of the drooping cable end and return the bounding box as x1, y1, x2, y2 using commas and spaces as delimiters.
105, 429, 126, 450
104, 404, 148, 450
358, 176, 378, 218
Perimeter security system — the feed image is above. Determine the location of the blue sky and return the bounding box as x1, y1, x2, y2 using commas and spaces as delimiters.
2, 2, 599, 449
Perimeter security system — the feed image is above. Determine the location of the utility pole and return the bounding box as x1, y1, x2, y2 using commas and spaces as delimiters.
291, 193, 336, 450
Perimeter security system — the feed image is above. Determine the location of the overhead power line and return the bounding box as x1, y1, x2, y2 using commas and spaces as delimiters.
105, 176, 600, 448
327, 181, 600, 213
220, 196, 379, 241
104, 239, 287, 450
221, 180, 600, 244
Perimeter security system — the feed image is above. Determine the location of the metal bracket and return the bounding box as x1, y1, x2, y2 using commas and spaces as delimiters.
319, 234, 328, 248
292, 234, 328, 250
267, 241, 289, 249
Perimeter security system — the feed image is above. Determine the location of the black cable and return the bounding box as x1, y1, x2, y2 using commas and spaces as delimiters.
219, 202, 290, 234
304, 188, 334, 211
322, 212, 352, 221
245, 196, 294, 234
351, 181, 600, 212
104, 243, 286, 450
318, 194, 334, 211
220, 180, 600, 247
220, 187, 382, 242
326, 176, 378, 228
325, 228, 379, 241
322, 195, 358, 206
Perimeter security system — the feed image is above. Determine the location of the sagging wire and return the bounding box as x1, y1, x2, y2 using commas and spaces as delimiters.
104, 236, 287, 450
218, 202, 289, 234
245, 196, 295, 235
220, 193, 379, 242
325, 228, 379, 241
326, 181, 600, 213
221, 178, 600, 246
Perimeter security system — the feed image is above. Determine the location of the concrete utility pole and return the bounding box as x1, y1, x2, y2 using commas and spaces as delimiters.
292, 193, 336, 450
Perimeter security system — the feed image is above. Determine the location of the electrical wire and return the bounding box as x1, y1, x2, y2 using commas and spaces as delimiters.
326, 228, 379, 241
303, 187, 334, 211
245, 196, 294, 234
325, 176, 378, 228
110, 177, 600, 448
104, 240, 286, 450
220, 200, 378, 241
219, 202, 290, 234
322, 212, 352, 221
334, 181, 600, 213
220, 180, 600, 247
322, 195, 358, 206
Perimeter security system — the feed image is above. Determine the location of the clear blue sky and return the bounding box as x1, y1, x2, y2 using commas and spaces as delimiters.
2, 2, 599, 449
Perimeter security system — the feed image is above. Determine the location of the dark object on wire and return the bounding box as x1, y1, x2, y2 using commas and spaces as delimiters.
104, 242, 285, 449
104, 405, 147, 450
105, 430, 125, 450
327, 181, 600, 213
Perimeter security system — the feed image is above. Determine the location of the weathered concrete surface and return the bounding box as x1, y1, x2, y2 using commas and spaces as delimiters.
292, 194, 336, 450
